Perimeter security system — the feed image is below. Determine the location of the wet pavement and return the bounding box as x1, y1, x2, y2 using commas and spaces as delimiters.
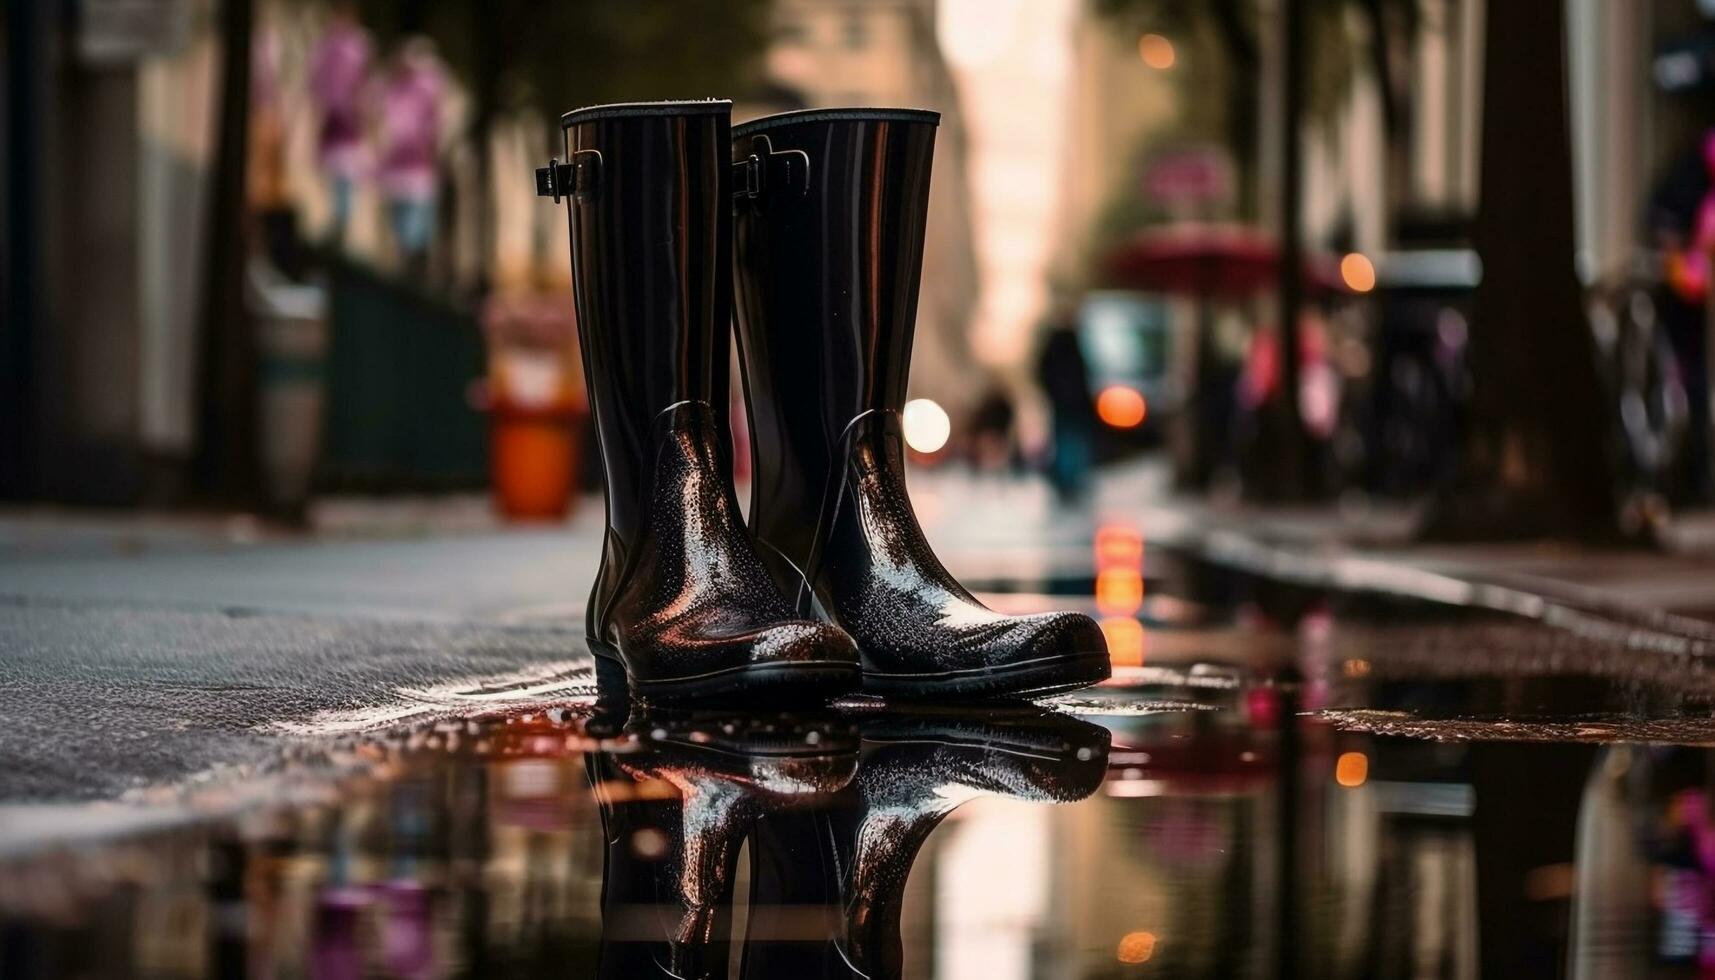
9, 521, 1715, 978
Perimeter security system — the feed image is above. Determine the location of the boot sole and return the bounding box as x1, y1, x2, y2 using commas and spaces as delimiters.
589, 640, 860, 705
861, 651, 1111, 701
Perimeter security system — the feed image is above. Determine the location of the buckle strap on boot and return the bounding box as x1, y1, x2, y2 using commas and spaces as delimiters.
732, 135, 810, 204
535, 150, 603, 202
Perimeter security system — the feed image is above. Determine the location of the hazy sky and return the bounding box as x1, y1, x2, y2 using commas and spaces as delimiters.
939, 0, 1079, 370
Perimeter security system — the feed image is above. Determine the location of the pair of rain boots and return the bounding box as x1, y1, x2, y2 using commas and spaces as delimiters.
538, 100, 1110, 703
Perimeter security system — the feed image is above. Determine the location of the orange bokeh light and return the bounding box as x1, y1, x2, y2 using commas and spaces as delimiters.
1138, 33, 1175, 70
1335, 751, 1369, 788
1117, 930, 1158, 964
1096, 568, 1144, 616
1096, 386, 1148, 428
1101, 617, 1144, 668
1094, 524, 1144, 569
1340, 252, 1377, 293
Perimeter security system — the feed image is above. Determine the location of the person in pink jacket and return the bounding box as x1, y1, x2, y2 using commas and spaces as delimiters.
374, 37, 446, 276
308, 5, 372, 246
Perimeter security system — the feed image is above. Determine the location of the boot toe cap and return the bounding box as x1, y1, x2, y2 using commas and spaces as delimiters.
747, 619, 861, 667
1017, 611, 1109, 661
967, 611, 1109, 677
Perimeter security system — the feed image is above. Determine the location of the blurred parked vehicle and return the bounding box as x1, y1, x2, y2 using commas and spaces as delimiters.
1077, 290, 1178, 446
1101, 226, 1349, 492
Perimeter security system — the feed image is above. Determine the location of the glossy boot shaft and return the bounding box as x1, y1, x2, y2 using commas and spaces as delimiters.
730, 108, 1110, 699
549, 101, 858, 701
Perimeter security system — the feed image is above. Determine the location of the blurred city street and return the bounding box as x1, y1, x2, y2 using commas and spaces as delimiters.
15, 0, 1715, 975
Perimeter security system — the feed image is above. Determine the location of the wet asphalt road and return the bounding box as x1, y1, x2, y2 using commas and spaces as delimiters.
0, 522, 619, 805
0, 598, 591, 803
0, 477, 1110, 808
4, 466, 1713, 825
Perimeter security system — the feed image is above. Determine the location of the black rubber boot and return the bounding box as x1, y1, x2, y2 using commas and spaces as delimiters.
730, 108, 1111, 700
587, 710, 858, 979
539, 101, 860, 703
739, 706, 1111, 978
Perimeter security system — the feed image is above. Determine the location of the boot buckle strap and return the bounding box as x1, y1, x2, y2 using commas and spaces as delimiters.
732, 135, 810, 203
535, 150, 602, 202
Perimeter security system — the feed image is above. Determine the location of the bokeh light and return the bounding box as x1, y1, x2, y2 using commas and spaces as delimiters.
1101, 616, 1144, 667
1096, 568, 1144, 615
1096, 385, 1148, 428
1335, 751, 1369, 788
902, 398, 952, 454
630, 827, 670, 860
1340, 252, 1377, 293
1137, 33, 1175, 70
1117, 930, 1158, 963
1094, 524, 1144, 568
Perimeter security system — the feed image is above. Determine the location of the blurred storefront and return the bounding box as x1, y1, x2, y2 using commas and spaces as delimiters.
3, 0, 199, 504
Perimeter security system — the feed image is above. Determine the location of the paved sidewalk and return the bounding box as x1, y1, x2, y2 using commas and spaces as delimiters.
5, 460, 1715, 819
1158, 491, 1715, 633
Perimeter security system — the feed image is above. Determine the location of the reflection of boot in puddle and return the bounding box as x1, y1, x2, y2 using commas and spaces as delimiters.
588, 711, 857, 979
742, 708, 1111, 979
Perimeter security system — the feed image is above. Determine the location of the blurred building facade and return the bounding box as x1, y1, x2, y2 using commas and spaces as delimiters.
748, 0, 982, 418
9, 0, 1715, 507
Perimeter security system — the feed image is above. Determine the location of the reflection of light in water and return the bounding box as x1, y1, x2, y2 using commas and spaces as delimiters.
1095, 523, 1144, 666
1100, 616, 1144, 667
1336, 751, 1369, 788
1340, 252, 1377, 292
501, 760, 560, 797
1096, 569, 1143, 615
1137, 33, 1175, 69
902, 398, 951, 453
590, 778, 677, 803
1117, 930, 1158, 963
1524, 863, 1573, 901
1106, 780, 1168, 798
936, 800, 1049, 979
1096, 385, 1148, 428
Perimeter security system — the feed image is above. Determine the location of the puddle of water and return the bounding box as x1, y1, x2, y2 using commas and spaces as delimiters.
7, 684, 1715, 979
11, 539, 1715, 977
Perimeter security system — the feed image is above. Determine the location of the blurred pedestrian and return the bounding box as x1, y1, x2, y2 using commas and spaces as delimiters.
248, 19, 302, 276
968, 386, 1018, 473
375, 38, 446, 278
308, 3, 371, 246
1036, 311, 1096, 502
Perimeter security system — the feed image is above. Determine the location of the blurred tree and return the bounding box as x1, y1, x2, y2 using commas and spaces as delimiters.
380, 0, 775, 113
1092, 0, 1399, 224
1423, 0, 1628, 542
197, 0, 261, 505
